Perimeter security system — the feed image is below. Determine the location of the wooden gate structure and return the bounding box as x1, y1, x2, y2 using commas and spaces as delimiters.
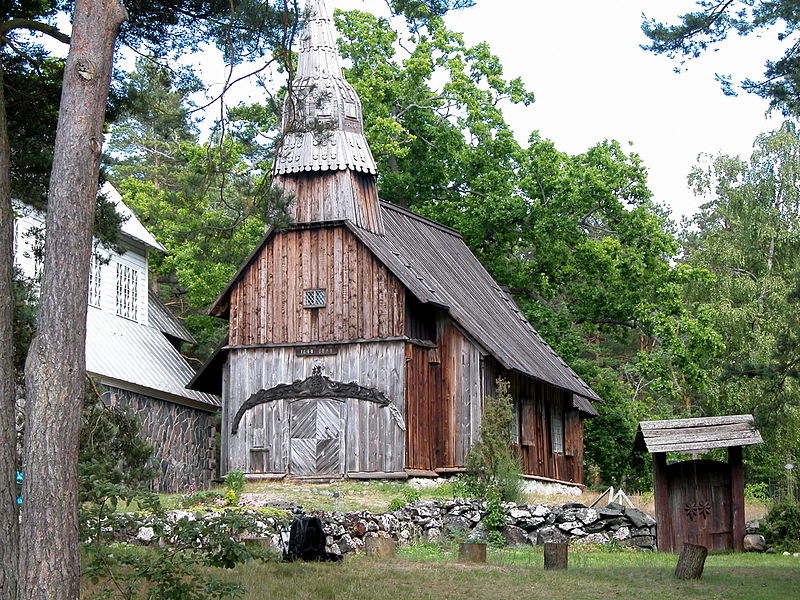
634, 415, 763, 553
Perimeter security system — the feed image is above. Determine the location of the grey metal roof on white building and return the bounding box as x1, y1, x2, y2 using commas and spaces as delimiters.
272, 0, 377, 175
148, 290, 196, 344
86, 306, 219, 409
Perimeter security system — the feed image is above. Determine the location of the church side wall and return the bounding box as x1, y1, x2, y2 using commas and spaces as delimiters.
223, 342, 406, 477
105, 387, 217, 493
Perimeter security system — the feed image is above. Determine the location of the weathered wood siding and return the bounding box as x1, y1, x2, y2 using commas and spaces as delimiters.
404, 320, 482, 470
228, 224, 404, 346
508, 370, 585, 484
274, 171, 384, 234
223, 342, 406, 475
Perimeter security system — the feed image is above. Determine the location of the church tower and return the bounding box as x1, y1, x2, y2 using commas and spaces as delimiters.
272, 0, 384, 234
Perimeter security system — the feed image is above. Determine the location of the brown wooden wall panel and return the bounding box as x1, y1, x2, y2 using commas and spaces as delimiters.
228, 225, 405, 346
404, 343, 441, 470
275, 170, 384, 234
506, 370, 584, 485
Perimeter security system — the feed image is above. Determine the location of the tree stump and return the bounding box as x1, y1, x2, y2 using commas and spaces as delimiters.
364, 536, 396, 558
674, 543, 708, 580
458, 542, 487, 563
543, 542, 568, 570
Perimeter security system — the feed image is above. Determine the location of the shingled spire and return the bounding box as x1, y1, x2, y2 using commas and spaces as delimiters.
273, 0, 384, 233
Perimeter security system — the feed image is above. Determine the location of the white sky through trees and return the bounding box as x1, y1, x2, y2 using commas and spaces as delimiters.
109, 0, 785, 223
329, 0, 785, 221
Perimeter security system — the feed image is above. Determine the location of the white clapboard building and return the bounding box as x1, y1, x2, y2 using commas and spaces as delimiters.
13, 183, 220, 492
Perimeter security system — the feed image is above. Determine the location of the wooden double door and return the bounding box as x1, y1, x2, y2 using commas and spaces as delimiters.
288, 398, 344, 477
663, 459, 733, 552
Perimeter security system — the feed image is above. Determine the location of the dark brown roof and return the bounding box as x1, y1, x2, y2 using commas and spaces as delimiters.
201, 203, 600, 409
634, 414, 763, 453
352, 203, 600, 407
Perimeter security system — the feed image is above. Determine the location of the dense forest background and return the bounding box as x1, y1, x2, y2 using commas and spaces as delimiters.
11, 1, 800, 494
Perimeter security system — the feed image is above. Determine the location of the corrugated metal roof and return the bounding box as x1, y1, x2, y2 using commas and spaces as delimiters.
86, 307, 219, 408
634, 415, 763, 453
147, 290, 196, 344
272, 0, 377, 175
351, 203, 601, 405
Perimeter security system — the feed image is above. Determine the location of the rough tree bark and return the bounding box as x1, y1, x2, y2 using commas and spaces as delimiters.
19, 1, 127, 598
0, 58, 19, 600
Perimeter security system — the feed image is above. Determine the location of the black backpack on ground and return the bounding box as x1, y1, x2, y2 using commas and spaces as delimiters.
283, 516, 342, 562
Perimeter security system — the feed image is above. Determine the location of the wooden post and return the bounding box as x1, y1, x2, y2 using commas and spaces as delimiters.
674, 543, 708, 580
364, 536, 396, 558
543, 542, 568, 570
652, 452, 671, 552
458, 542, 487, 563
729, 446, 745, 552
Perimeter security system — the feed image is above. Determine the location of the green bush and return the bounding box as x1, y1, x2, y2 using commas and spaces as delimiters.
463, 378, 523, 503
761, 501, 800, 552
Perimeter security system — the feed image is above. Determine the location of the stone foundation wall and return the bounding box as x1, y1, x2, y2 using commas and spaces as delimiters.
105, 387, 217, 493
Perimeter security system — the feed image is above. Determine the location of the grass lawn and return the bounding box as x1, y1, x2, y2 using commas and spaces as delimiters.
142, 479, 769, 522
81, 545, 800, 599
200, 546, 798, 600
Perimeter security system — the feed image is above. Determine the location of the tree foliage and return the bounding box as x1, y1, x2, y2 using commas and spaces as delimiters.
642, 0, 800, 115
681, 121, 800, 483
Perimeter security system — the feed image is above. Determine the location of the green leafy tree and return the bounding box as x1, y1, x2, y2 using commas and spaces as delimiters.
108, 58, 291, 358
642, 0, 800, 115
681, 121, 800, 483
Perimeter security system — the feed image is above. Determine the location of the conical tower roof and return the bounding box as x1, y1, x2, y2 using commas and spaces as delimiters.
273, 0, 377, 175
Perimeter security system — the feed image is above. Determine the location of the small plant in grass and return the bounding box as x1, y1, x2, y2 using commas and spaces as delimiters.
179, 489, 225, 508
761, 501, 800, 552
388, 497, 406, 511
225, 470, 245, 506
388, 486, 421, 510
463, 378, 523, 504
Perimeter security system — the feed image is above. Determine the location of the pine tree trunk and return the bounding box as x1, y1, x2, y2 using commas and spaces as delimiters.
0, 58, 19, 600
19, 1, 127, 598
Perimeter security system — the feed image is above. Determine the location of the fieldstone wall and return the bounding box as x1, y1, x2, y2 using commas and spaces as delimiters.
316, 500, 657, 553
107, 499, 657, 553
105, 387, 217, 493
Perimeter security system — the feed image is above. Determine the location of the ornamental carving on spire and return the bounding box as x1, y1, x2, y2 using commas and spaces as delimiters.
273, 0, 378, 175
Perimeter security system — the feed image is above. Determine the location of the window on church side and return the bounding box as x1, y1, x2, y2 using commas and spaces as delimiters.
116, 262, 139, 321
551, 402, 564, 454
303, 289, 326, 308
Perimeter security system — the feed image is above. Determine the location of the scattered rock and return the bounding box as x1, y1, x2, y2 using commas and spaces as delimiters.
136, 527, 155, 543
535, 526, 568, 545
743, 534, 768, 552
501, 525, 529, 546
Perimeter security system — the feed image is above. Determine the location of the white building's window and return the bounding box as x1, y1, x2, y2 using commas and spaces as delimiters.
115, 262, 139, 320
88, 255, 102, 308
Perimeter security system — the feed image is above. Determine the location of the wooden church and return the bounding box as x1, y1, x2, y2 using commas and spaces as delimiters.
189, 0, 600, 486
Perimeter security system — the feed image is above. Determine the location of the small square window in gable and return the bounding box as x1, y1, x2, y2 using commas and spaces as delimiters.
303, 288, 326, 308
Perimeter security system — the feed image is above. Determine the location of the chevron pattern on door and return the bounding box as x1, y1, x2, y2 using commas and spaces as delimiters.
289, 399, 343, 476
